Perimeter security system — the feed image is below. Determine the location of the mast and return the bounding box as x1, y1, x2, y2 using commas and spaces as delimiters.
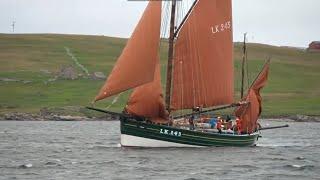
240, 33, 247, 99
165, 0, 177, 112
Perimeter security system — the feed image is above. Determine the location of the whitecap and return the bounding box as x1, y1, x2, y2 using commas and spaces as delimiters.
19, 163, 32, 168
295, 156, 305, 160
292, 164, 301, 168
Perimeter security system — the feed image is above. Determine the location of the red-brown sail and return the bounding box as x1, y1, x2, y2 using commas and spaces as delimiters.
171, 0, 234, 110
126, 60, 168, 123
235, 61, 270, 133
95, 1, 162, 101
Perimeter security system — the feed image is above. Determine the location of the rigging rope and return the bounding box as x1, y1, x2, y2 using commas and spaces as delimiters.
106, 93, 123, 110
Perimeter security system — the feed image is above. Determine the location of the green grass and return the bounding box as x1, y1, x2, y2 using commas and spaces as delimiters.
0, 33, 319, 117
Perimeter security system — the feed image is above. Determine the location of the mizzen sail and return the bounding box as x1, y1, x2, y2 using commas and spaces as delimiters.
95, 1, 162, 101
235, 60, 270, 133
171, 0, 234, 110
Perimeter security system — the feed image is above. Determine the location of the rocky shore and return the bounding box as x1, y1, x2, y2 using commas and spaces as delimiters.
0, 112, 118, 121
286, 114, 320, 122
0, 112, 319, 122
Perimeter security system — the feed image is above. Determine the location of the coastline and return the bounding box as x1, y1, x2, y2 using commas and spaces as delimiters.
1, 112, 319, 122
0, 112, 118, 121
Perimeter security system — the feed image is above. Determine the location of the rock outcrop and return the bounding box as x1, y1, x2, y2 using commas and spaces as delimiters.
289, 115, 320, 122
0, 78, 20, 82
58, 66, 78, 80
90, 71, 106, 80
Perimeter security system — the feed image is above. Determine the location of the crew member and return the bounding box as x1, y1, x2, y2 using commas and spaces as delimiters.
189, 115, 195, 130
217, 117, 222, 133
226, 120, 233, 130
192, 106, 201, 119
236, 117, 242, 134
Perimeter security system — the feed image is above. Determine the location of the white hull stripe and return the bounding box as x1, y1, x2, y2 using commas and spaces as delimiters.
120, 134, 202, 147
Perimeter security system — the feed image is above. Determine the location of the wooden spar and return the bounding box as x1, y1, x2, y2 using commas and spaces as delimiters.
259, 124, 289, 131
86, 107, 127, 118
241, 33, 247, 99
173, 0, 198, 38
165, 0, 177, 112
173, 103, 242, 119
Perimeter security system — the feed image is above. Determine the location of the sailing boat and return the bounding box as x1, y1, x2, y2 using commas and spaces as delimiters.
88, 0, 274, 147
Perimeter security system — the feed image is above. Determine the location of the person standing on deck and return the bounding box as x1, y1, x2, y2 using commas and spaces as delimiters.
236, 117, 242, 134
217, 117, 222, 133
226, 119, 233, 130
192, 106, 201, 119
189, 115, 195, 130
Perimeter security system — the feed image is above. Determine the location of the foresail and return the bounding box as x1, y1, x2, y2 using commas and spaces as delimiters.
235, 60, 270, 133
126, 60, 168, 123
95, 1, 162, 101
171, 0, 234, 110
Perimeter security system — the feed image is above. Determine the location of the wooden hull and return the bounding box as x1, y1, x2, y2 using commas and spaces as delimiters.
120, 118, 259, 147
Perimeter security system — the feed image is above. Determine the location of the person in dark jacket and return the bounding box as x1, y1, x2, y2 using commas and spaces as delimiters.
189, 115, 195, 130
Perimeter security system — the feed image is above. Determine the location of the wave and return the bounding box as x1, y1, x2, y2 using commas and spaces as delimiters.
257, 143, 318, 148
88, 144, 120, 150
19, 163, 33, 168
284, 164, 316, 171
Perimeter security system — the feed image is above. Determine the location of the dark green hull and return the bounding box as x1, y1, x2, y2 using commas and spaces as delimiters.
120, 118, 259, 147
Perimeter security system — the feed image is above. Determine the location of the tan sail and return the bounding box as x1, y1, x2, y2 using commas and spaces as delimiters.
95, 1, 162, 101
235, 61, 270, 133
126, 60, 168, 123
171, 0, 234, 110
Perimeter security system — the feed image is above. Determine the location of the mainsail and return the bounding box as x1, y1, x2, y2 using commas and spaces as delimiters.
235, 60, 270, 133
170, 0, 234, 110
126, 60, 168, 123
95, 1, 162, 101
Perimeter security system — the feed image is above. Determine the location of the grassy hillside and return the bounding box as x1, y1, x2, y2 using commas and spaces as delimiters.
0, 33, 319, 117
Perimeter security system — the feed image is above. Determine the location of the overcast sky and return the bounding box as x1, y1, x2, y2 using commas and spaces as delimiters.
0, 0, 319, 47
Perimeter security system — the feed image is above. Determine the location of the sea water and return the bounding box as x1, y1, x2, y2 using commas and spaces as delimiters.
0, 120, 319, 180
